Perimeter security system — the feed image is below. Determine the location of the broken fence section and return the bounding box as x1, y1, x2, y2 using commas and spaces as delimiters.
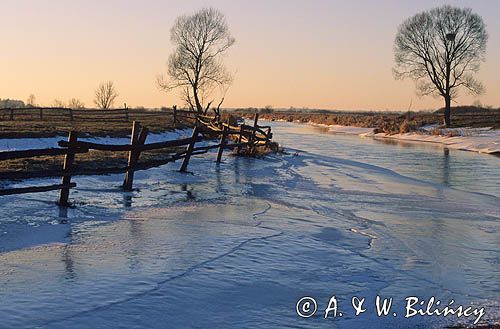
0, 114, 273, 207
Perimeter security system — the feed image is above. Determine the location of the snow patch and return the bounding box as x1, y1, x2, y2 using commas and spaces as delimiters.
368, 128, 500, 154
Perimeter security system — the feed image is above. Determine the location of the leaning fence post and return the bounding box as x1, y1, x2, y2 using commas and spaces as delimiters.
236, 125, 244, 155
123, 121, 148, 191
59, 131, 78, 206
216, 125, 228, 163
179, 126, 200, 172
250, 113, 260, 154
266, 127, 272, 145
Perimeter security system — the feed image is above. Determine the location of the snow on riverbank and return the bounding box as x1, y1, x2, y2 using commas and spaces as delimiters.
369, 128, 500, 154
307, 121, 500, 155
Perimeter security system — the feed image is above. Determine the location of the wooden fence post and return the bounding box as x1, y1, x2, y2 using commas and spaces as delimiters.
250, 113, 260, 154
123, 121, 149, 191
216, 125, 228, 163
266, 127, 272, 145
68, 109, 74, 121
9, 109, 14, 121
173, 105, 177, 126
236, 125, 244, 155
39, 108, 43, 121
179, 126, 200, 172
59, 131, 78, 206
124, 104, 129, 122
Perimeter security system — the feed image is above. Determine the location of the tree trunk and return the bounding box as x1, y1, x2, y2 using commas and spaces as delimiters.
443, 95, 451, 127
192, 86, 203, 114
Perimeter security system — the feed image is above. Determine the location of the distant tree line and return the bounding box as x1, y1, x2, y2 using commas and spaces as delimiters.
0, 99, 25, 108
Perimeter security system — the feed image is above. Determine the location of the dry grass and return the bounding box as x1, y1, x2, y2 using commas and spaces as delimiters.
0, 109, 195, 138
232, 142, 280, 157
232, 107, 500, 134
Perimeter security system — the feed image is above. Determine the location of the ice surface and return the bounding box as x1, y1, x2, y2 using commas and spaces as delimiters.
0, 123, 499, 328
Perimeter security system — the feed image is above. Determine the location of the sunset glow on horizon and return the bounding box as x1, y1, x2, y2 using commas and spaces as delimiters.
1, 0, 499, 110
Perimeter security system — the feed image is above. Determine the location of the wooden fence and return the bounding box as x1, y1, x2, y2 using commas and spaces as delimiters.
0, 114, 272, 207
0, 106, 193, 124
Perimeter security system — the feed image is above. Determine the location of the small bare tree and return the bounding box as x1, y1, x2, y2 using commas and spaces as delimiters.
52, 99, 66, 108
394, 5, 488, 126
157, 7, 235, 114
68, 98, 85, 109
94, 81, 119, 109
26, 94, 37, 107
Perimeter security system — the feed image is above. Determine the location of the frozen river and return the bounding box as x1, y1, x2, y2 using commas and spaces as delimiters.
0, 122, 499, 328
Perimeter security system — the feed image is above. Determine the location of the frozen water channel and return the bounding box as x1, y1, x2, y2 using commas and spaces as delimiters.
0, 122, 499, 328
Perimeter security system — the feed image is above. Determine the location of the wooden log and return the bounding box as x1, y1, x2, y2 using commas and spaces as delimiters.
58, 131, 78, 206
179, 126, 200, 172
216, 125, 228, 163
0, 147, 87, 161
58, 136, 200, 152
123, 121, 149, 191
0, 183, 76, 196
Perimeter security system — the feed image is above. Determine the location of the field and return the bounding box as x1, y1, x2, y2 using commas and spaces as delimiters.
0, 108, 199, 180
0, 108, 194, 138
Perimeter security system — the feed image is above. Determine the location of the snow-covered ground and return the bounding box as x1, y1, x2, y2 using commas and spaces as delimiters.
0, 123, 499, 328
369, 126, 500, 155
0, 129, 192, 152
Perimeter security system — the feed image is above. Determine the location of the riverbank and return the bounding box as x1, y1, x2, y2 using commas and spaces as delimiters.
236, 108, 499, 155
323, 123, 500, 155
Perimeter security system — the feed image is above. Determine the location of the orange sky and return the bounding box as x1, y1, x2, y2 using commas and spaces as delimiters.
1, 0, 499, 110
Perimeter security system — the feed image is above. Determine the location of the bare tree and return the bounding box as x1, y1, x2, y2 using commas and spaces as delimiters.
26, 94, 36, 107
68, 98, 85, 109
393, 5, 488, 126
157, 7, 235, 114
52, 99, 66, 108
94, 81, 119, 109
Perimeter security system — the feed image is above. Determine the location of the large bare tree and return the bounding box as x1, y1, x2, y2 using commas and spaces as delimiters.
393, 5, 488, 126
158, 8, 235, 114
94, 81, 119, 109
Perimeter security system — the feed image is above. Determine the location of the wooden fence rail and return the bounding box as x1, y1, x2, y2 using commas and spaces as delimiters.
0, 113, 273, 207
0, 107, 197, 123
